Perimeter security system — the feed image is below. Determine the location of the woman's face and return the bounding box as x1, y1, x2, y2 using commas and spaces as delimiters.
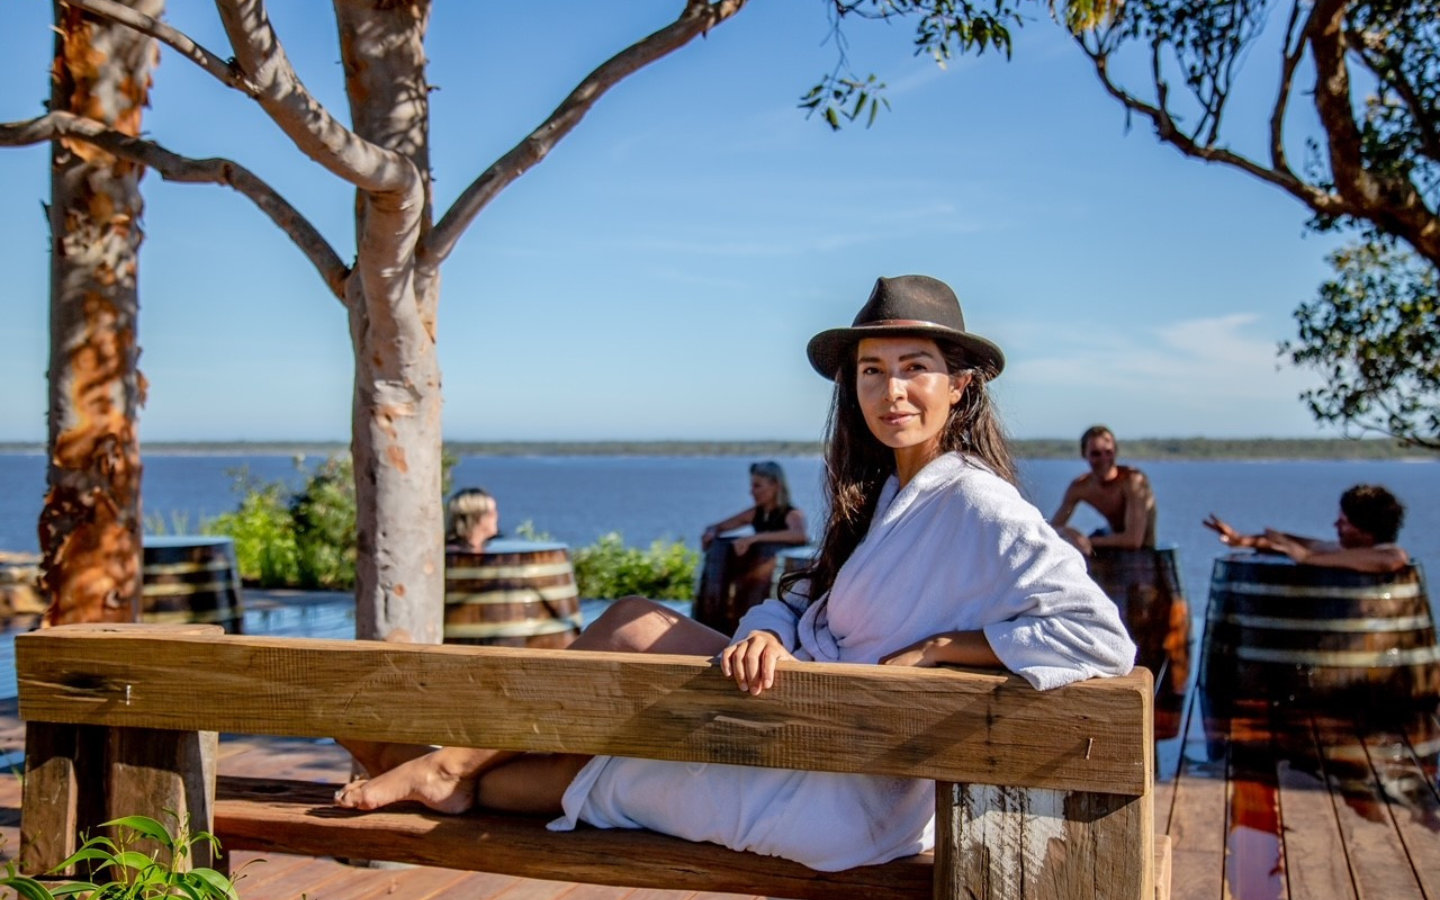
751, 475, 779, 508
855, 336, 970, 456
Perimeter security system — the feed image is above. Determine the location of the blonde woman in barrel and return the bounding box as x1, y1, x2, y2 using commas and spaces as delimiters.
445, 487, 500, 553
700, 461, 808, 557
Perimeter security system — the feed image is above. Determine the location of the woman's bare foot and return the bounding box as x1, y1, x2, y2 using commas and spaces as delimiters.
333, 747, 486, 814
338, 738, 436, 778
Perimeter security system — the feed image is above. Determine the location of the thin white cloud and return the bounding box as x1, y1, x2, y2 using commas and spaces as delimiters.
1000, 312, 1327, 435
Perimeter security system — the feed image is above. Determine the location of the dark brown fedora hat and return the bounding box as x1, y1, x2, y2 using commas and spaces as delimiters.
806, 275, 1006, 380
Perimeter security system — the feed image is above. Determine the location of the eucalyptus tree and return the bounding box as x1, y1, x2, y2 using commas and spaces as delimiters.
2, 0, 1049, 640
1061, 1, 1438, 446
35, 0, 164, 626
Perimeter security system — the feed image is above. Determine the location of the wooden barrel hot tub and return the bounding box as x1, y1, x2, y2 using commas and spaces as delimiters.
444, 539, 582, 648
1086, 546, 1192, 689
770, 545, 818, 601
693, 535, 784, 636
142, 536, 245, 633
1085, 546, 1192, 739
1200, 554, 1440, 711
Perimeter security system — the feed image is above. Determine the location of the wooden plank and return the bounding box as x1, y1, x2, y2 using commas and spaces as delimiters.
1274, 757, 1355, 900
1223, 776, 1286, 900
1360, 726, 1440, 900
937, 783, 1151, 900
19, 722, 106, 876
106, 726, 218, 870
1165, 690, 1226, 900
19, 722, 81, 875
340, 865, 496, 900
1316, 723, 1423, 900
1222, 707, 1287, 900
17, 625, 1151, 796
1154, 836, 1172, 900
213, 776, 934, 900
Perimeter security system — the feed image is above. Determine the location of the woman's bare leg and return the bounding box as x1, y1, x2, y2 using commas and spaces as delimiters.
335, 597, 728, 813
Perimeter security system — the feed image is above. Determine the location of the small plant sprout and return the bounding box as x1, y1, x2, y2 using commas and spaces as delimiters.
0, 812, 246, 900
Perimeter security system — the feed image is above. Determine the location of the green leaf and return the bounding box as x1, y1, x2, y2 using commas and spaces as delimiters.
0, 875, 59, 900
52, 847, 124, 872
186, 868, 240, 900
169, 878, 207, 900
107, 850, 160, 872
102, 815, 176, 851
49, 883, 103, 898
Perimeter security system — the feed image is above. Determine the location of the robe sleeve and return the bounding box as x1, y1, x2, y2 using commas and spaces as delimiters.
983, 599, 1136, 691
730, 596, 802, 651
948, 469, 1137, 690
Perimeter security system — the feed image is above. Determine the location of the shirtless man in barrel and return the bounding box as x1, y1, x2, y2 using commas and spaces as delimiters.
1203, 483, 1409, 574
1050, 425, 1156, 556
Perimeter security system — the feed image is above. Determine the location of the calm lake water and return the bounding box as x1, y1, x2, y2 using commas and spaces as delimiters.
1, 453, 1437, 604
2, 451, 1437, 613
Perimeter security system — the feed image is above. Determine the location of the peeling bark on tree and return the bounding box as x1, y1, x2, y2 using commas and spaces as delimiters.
40, 0, 163, 627
336, 0, 443, 643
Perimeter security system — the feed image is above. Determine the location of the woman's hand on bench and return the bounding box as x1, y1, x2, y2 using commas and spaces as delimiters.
720, 630, 795, 696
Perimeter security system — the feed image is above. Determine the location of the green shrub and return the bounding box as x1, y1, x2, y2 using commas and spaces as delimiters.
203, 469, 301, 588
0, 813, 242, 900
202, 450, 460, 590
287, 456, 356, 590
572, 532, 699, 601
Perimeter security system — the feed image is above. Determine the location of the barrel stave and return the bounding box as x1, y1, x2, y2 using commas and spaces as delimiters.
444, 542, 582, 649
1201, 555, 1439, 712
141, 537, 245, 633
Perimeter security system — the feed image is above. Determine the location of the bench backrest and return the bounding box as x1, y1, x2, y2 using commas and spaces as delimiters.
17, 623, 1154, 899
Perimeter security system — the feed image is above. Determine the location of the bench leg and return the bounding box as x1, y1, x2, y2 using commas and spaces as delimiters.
20, 722, 107, 876
107, 726, 219, 871
20, 723, 218, 876
934, 783, 1153, 900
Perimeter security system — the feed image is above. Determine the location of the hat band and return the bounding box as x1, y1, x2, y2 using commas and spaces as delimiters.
859, 318, 950, 330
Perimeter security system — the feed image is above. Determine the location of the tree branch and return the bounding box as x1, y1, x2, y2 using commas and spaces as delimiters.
426, 0, 750, 264
1080, 41, 1332, 211
1270, 0, 1307, 176
1308, 0, 1439, 265
0, 112, 349, 300
1344, 28, 1440, 166
59, 0, 259, 96
214, 0, 419, 197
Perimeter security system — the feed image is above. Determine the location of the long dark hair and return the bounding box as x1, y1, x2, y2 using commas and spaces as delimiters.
779, 340, 1014, 604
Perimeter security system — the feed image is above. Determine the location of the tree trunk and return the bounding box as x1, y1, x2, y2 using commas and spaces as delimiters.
40, 0, 163, 626
336, 0, 444, 642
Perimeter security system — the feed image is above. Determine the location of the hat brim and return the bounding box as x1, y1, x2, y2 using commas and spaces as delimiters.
806, 324, 1006, 381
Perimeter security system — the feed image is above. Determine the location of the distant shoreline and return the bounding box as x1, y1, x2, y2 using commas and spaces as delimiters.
0, 438, 1432, 461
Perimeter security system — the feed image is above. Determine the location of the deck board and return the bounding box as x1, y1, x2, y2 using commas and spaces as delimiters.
1316, 718, 1426, 900
1223, 707, 1287, 900
1361, 726, 1440, 900
1274, 714, 1356, 900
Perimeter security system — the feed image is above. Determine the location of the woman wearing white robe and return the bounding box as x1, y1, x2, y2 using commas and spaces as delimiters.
336, 274, 1136, 872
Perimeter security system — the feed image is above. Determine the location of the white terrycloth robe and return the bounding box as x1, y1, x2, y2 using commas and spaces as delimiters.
549, 452, 1137, 871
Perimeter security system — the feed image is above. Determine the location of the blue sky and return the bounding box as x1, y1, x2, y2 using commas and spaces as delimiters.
0, 3, 1352, 442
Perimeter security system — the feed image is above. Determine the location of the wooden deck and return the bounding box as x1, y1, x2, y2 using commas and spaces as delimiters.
0, 671, 1436, 899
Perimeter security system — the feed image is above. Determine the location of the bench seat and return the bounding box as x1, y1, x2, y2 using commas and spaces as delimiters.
217, 775, 934, 900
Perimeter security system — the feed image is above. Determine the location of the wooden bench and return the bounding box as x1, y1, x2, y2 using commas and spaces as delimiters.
16, 623, 1160, 900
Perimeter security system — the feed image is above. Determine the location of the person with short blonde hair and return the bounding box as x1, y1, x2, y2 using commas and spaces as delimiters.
445, 487, 499, 553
